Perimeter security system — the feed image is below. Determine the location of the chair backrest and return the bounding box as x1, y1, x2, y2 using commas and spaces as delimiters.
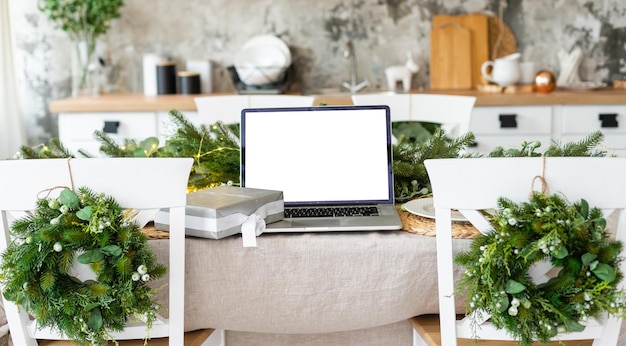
409, 94, 475, 138
248, 95, 315, 108
352, 93, 475, 138
351, 93, 411, 122
195, 95, 315, 125
194, 95, 250, 124
425, 157, 626, 345
0, 158, 193, 346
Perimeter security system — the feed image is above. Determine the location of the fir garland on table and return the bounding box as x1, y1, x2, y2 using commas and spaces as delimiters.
392, 129, 476, 203
161, 110, 240, 191
0, 187, 166, 345
14, 112, 607, 203
488, 131, 606, 157
454, 192, 626, 345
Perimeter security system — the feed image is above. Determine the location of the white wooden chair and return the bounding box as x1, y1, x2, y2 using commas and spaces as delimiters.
0, 158, 215, 346
408, 94, 475, 138
194, 94, 314, 125
351, 93, 412, 122
247, 95, 315, 108
194, 95, 250, 124
352, 93, 476, 140
413, 157, 626, 345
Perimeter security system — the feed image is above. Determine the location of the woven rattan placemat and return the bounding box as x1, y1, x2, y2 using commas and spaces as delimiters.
397, 205, 480, 239
142, 223, 169, 239
142, 208, 482, 240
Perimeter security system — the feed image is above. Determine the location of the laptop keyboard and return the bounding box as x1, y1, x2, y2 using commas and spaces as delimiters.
285, 206, 379, 218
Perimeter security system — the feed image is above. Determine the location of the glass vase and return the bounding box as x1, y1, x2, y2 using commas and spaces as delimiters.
71, 40, 100, 96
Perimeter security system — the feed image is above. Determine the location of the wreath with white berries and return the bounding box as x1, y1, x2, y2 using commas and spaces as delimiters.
454, 191, 626, 346
0, 187, 166, 346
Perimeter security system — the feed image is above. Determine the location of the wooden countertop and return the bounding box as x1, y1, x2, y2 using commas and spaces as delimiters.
49, 89, 626, 113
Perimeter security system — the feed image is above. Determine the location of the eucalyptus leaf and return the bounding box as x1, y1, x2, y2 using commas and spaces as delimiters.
581, 253, 597, 266
593, 217, 606, 230
580, 199, 589, 219
84, 303, 99, 311
592, 263, 616, 282
87, 307, 103, 331
77, 249, 104, 264
564, 319, 586, 332
590, 260, 598, 271
552, 246, 569, 259
497, 295, 509, 312
59, 189, 80, 209
139, 137, 160, 157
76, 206, 93, 221
100, 245, 122, 257
133, 148, 147, 157
505, 279, 526, 294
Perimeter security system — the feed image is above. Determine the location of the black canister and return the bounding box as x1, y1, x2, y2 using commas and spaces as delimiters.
156, 61, 176, 94
178, 71, 201, 94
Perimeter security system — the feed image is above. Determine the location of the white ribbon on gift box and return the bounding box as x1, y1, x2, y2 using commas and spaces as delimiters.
241, 213, 265, 247
240, 199, 282, 247
179, 199, 282, 242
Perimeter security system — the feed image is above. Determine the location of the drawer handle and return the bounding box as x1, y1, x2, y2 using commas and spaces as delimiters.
499, 114, 517, 128
103, 121, 120, 134
468, 141, 478, 148
599, 113, 618, 128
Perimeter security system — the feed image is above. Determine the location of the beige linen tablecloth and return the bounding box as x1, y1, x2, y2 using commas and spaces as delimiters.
150, 230, 471, 333
143, 229, 626, 346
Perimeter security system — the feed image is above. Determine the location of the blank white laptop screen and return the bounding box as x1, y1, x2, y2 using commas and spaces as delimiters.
241, 105, 394, 206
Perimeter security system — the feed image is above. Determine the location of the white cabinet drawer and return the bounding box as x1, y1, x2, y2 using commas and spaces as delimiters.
558, 105, 626, 134
470, 106, 552, 135
58, 112, 157, 156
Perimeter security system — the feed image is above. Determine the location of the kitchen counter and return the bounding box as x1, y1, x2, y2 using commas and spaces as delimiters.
49, 89, 626, 113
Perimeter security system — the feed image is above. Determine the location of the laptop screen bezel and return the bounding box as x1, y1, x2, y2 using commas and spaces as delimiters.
240, 105, 395, 207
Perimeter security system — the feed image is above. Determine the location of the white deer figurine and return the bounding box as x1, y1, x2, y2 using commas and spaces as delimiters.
385, 52, 419, 92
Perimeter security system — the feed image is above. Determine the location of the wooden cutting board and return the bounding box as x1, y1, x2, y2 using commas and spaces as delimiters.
433, 14, 490, 88
430, 21, 472, 90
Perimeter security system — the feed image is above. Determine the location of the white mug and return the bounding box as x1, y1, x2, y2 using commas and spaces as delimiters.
481, 52, 521, 87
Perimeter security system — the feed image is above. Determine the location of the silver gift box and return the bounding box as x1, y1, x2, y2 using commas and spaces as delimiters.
154, 185, 284, 239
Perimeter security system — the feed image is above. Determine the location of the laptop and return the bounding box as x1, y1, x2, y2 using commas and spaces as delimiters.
240, 105, 402, 232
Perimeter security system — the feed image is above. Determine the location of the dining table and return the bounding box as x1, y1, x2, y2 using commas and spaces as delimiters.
139, 205, 626, 345
139, 208, 473, 345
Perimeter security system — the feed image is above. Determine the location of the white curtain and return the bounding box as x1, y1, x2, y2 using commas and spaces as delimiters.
0, 1, 26, 159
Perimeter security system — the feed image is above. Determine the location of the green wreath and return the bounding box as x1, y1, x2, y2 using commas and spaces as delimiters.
455, 192, 626, 346
0, 187, 166, 346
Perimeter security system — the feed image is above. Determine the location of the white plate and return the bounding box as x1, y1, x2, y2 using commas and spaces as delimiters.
240, 35, 291, 66
402, 197, 468, 222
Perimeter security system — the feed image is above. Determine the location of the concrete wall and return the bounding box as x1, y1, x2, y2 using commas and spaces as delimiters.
9, 0, 626, 145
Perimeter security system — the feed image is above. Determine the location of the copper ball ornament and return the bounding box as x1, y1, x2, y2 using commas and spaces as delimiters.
533, 70, 557, 93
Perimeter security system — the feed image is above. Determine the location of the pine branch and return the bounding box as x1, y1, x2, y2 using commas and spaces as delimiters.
545, 131, 606, 157
17, 138, 75, 159
392, 129, 475, 202
489, 131, 606, 157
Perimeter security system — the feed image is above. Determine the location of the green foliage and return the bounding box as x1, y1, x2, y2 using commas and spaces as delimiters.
392, 129, 476, 202
392, 121, 440, 144
17, 138, 76, 159
38, 0, 124, 42
0, 187, 165, 345
162, 110, 241, 191
488, 131, 607, 157
94, 130, 160, 158
455, 192, 626, 345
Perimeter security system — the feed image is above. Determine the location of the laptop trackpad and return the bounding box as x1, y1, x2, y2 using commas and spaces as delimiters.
266, 218, 341, 231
